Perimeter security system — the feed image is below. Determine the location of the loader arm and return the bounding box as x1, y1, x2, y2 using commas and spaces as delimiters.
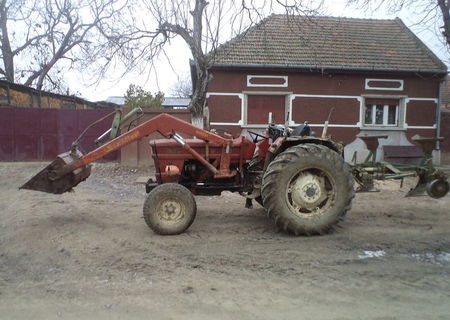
21, 113, 234, 194
57, 113, 231, 177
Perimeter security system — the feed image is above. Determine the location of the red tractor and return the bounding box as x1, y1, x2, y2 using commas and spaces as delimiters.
21, 108, 447, 235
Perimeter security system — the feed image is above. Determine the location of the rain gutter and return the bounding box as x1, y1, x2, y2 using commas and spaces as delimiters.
211, 63, 448, 75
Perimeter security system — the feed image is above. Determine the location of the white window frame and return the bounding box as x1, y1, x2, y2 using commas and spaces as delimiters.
362, 95, 406, 129
242, 91, 292, 127
364, 103, 399, 127
365, 78, 404, 91
246, 75, 288, 88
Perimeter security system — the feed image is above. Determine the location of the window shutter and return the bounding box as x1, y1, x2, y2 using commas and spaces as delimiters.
247, 95, 285, 124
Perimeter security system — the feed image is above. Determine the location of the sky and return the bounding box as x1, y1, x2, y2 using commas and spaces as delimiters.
64, 0, 449, 102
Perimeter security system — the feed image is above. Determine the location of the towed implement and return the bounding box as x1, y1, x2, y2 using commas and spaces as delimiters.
21, 108, 449, 235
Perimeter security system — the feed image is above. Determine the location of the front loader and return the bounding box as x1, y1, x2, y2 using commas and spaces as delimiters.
21, 108, 449, 235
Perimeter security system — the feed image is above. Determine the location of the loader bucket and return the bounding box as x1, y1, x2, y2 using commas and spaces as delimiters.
20, 150, 91, 194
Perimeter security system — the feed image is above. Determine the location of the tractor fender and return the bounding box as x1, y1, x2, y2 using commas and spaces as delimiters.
264, 136, 344, 170
283, 137, 344, 155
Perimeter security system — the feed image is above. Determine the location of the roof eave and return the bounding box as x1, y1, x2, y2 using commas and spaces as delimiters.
211, 63, 448, 75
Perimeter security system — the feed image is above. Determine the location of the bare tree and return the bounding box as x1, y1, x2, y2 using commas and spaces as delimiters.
101, 0, 323, 126
0, 0, 122, 91
152, 0, 236, 125
0, 0, 43, 82
170, 74, 192, 98
347, 0, 450, 50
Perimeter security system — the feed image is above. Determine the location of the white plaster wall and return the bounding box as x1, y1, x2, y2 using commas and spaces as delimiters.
344, 130, 414, 163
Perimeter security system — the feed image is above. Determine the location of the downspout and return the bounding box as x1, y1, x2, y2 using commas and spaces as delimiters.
436, 78, 443, 162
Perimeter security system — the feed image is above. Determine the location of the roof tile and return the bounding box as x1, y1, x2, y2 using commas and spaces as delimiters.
212, 15, 447, 73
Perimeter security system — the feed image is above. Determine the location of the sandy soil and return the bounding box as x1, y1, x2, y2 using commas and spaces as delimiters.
1, 162, 450, 320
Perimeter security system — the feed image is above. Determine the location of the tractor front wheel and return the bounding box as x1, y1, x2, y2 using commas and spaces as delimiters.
261, 144, 354, 235
143, 183, 197, 235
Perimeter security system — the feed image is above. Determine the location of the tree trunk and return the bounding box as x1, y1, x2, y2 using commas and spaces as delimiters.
189, 67, 211, 128
1, 43, 14, 81
0, 3, 14, 82
186, 0, 211, 128
438, 0, 450, 47
189, 86, 206, 129
191, 114, 204, 129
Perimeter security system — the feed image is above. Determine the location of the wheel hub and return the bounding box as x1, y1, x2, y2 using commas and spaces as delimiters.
159, 200, 184, 222
289, 172, 328, 210
303, 184, 320, 201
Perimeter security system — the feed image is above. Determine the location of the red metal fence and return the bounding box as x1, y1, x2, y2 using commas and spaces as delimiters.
0, 107, 118, 161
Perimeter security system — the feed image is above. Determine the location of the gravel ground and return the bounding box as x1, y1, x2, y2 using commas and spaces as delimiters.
1, 162, 450, 320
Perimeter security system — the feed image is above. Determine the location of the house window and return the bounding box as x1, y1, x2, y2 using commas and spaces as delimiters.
364, 98, 400, 127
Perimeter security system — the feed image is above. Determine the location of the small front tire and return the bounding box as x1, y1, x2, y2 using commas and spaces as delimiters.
143, 183, 197, 235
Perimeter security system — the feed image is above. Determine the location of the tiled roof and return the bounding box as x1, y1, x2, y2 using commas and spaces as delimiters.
212, 15, 447, 73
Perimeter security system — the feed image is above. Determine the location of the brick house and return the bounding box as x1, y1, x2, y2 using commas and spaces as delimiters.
199, 15, 447, 162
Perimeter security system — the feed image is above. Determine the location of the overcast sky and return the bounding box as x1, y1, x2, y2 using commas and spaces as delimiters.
66, 0, 449, 102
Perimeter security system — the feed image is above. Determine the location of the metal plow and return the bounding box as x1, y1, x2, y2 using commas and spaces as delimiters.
405, 171, 450, 198
352, 134, 449, 199
20, 149, 91, 195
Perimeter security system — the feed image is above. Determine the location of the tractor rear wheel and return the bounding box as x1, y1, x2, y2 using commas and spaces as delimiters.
261, 144, 354, 235
143, 183, 197, 235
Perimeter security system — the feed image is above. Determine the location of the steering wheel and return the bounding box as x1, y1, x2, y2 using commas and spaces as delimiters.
247, 130, 266, 143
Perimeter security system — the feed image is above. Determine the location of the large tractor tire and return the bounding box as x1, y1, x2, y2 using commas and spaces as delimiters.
261, 144, 354, 235
143, 183, 197, 235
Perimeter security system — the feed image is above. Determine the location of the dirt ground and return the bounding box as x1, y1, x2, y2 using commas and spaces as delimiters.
1, 162, 450, 320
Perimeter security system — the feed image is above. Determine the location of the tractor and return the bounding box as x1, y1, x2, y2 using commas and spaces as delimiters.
21, 107, 449, 235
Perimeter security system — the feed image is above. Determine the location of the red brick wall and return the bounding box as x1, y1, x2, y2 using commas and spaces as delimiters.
208, 70, 439, 98
206, 69, 440, 145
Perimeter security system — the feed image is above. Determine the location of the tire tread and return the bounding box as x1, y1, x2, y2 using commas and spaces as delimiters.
261, 144, 354, 235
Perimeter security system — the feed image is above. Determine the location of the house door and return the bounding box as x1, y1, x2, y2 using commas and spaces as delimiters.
247, 95, 286, 125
